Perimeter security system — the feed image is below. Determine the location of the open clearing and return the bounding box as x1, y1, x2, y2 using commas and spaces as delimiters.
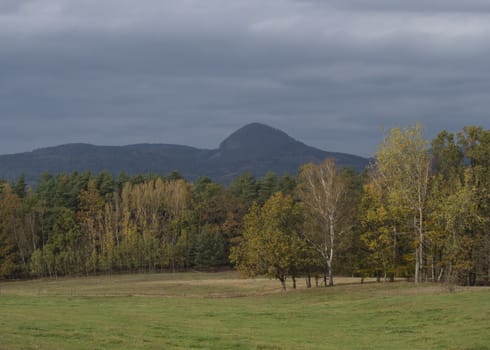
1, 272, 489, 349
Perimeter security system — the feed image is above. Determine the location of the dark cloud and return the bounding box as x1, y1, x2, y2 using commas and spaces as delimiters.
1, 0, 489, 157
297, 0, 490, 13
0, 0, 33, 14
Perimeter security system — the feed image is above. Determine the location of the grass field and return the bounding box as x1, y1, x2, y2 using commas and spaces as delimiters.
1, 272, 489, 350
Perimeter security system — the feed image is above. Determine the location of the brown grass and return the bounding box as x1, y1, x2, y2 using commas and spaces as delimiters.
0, 272, 395, 298
3, 271, 486, 299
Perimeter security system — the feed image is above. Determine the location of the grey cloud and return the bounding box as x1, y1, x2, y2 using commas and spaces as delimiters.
297, 0, 490, 13
0, 0, 33, 14
0, 0, 489, 157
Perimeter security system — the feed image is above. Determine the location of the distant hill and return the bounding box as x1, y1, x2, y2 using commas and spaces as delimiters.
0, 123, 369, 184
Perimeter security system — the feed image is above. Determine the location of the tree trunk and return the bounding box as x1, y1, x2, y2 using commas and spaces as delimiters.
414, 214, 420, 283
305, 273, 311, 288
415, 246, 420, 284
393, 226, 397, 275
279, 276, 287, 290
328, 263, 334, 287
419, 208, 424, 283
329, 221, 335, 288
447, 262, 453, 283
437, 267, 444, 282
431, 256, 435, 282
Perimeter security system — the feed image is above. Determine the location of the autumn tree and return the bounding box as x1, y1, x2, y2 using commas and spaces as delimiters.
457, 126, 490, 284
190, 177, 243, 269
230, 192, 303, 289
374, 124, 432, 283
0, 185, 22, 278
297, 159, 354, 287
77, 178, 105, 273
428, 130, 465, 282
360, 177, 395, 281
431, 173, 477, 284
161, 179, 191, 271
359, 168, 413, 281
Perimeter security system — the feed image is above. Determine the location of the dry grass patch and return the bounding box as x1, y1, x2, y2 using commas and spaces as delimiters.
0, 272, 386, 298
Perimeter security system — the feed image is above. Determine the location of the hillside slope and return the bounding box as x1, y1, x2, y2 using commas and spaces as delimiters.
0, 123, 369, 183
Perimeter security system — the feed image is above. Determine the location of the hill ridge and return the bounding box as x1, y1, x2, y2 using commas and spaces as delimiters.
0, 123, 369, 184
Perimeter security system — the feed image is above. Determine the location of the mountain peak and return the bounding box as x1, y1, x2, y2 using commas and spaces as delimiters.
235, 122, 283, 133
0, 123, 369, 184
219, 123, 297, 153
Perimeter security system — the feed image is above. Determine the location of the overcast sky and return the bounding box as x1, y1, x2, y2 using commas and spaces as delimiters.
1, 0, 490, 157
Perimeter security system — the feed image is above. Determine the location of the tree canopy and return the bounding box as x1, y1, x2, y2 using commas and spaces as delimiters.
1, 125, 489, 287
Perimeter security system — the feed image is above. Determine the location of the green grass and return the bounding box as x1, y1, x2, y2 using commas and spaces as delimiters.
1, 272, 489, 349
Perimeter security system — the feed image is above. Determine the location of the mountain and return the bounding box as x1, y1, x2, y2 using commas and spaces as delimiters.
0, 123, 369, 184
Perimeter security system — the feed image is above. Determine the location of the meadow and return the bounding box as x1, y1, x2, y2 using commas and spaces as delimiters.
1, 272, 489, 349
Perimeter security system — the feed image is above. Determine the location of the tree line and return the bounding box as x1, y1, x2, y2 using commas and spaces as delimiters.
0, 125, 489, 288
0, 169, 295, 278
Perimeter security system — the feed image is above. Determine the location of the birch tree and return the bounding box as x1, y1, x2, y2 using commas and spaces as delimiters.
77, 179, 105, 273
360, 177, 395, 281
297, 159, 353, 287
375, 124, 432, 283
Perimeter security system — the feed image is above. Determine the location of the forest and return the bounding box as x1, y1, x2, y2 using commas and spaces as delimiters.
0, 125, 489, 287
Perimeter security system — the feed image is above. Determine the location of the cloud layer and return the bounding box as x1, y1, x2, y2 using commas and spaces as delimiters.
1, 0, 489, 156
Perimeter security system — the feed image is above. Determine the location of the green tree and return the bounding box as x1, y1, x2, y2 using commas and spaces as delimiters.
429, 130, 465, 283
431, 173, 478, 284
167, 170, 184, 181
77, 178, 105, 273
276, 174, 296, 196
12, 174, 27, 198
190, 177, 243, 268
96, 171, 115, 201
230, 192, 303, 289
229, 173, 258, 206
191, 226, 227, 270
457, 126, 490, 284
0, 185, 21, 278
48, 207, 81, 276
257, 172, 278, 205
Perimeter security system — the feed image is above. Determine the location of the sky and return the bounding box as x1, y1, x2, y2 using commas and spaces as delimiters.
1, 0, 490, 157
